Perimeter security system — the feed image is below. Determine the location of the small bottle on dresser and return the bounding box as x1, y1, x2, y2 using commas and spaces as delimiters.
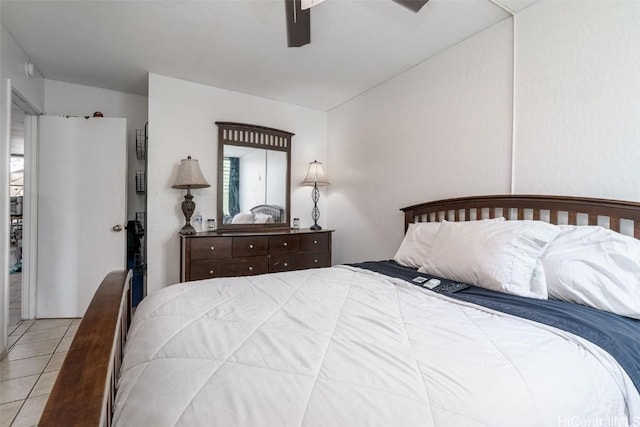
193, 211, 203, 232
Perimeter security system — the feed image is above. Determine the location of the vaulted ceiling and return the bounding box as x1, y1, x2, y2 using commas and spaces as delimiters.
1, 0, 537, 111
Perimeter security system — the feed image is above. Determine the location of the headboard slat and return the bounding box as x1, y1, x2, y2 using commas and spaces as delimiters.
611, 217, 621, 232
533, 209, 540, 221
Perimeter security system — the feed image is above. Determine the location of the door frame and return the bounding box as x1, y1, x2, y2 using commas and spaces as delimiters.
22, 113, 38, 319
1, 85, 41, 359
12, 90, 41, 320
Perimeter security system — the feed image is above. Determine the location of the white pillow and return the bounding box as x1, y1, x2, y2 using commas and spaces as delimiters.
254, 213, 274, 224
393, 218, 506, 268
419, 220, 560, 299
231, 213, 255, 224
534, 225, 640, 319
394, 222, 442, 268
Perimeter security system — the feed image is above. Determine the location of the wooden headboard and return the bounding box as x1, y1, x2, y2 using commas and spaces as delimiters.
250, 204, 284, 223
401, 195, 640, 238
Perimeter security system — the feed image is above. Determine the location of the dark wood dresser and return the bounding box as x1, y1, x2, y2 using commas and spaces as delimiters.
180, 229, 333, 282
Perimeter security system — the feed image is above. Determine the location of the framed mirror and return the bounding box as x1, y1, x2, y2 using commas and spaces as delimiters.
216, 122, 292, 230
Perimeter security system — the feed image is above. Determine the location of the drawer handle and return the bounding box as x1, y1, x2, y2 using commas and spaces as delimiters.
284, 262, 288, 267
249, 244, 254, 249
209, 270, 214, 274
210, 246, 215, 250
248, 266, 253, 271
283, 242, 288, 246
314, 259, 318, 263
313, 240, 318, 244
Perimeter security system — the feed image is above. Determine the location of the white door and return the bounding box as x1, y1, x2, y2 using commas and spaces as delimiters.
37, 116, 127, 318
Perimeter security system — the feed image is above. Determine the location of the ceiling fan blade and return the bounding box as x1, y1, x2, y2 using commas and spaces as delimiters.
392, 0, 429, 13
285, 0, 310, 48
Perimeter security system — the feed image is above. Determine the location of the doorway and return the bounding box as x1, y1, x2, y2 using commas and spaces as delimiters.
8, 100, 25, 328
6, 89, 40, 347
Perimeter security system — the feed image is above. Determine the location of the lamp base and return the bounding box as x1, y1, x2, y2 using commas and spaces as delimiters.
180, 224, 196, 235
179, 188, 197, 235
309, 183, 323, 232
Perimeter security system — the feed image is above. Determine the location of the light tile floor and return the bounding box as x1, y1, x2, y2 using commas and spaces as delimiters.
8, 274, 21, 329
1, 318, 81, 426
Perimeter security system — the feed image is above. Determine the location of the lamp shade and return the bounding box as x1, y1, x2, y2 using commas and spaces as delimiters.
301, 160, 329, 187
172, 156, 210, 189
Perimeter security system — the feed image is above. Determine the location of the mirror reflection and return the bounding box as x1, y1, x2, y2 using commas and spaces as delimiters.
222, 145, 287, 224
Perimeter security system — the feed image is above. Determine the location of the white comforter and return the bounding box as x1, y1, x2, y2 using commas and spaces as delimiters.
113, 266, 640, 427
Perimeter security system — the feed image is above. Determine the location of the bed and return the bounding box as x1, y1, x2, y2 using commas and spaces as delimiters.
225, 205, 285, 225
250, 204, 285, 223
41, 194, 640, 426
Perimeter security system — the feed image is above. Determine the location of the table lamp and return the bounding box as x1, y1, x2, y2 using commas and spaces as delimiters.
301, 160, 329, 230
172, 156, 210, 235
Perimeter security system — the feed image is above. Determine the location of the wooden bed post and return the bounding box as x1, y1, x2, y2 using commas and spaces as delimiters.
40, 270, 132, 427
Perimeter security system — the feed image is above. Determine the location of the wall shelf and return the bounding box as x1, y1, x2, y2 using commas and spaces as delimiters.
135, 170, 145, 195
135, 211, 145, 235
135, 128, 146, 160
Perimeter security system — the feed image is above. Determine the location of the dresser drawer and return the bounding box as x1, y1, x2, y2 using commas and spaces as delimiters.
300, 251, 331, 269
268, 235, 301, 254
190, 237, 232, 260
232, 236, 268, 257
190, 256, 269, 280
301, 233, 329, 252
227, 257, 269, 277
269, 253, 302, 273
189, 259, 222, 281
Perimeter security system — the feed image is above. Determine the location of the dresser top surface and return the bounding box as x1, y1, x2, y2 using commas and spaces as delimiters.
180, 228, 334, 239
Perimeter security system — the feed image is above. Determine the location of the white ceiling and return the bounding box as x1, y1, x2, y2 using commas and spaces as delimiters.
1, 0, 537, 111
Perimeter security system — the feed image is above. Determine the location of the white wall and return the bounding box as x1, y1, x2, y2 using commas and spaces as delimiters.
327, 1, 640, 264
147, 73, 327, 292
239, 149, 267, 213
44, 79, 148, 219
0, 25, 44, 112
327, 20, 513, 264
513, 1, 640, 200
266, 151, 287, 208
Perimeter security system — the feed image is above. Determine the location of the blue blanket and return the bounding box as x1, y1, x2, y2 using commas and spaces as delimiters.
351, 260, 640, 393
